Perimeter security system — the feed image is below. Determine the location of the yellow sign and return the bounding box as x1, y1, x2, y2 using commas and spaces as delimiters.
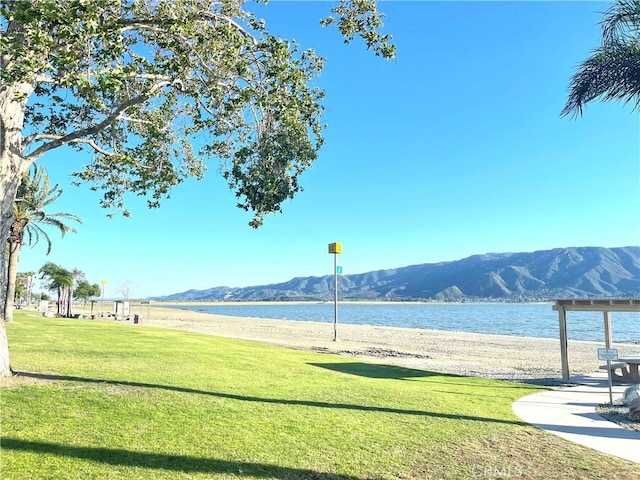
328, 242, 342, 254
101, 279, 108, 285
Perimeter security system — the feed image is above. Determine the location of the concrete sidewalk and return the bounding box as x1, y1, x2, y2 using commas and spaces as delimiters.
512, 373, 639, 463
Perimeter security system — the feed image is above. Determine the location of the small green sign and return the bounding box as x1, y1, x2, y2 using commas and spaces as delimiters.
336, 266, 343, 274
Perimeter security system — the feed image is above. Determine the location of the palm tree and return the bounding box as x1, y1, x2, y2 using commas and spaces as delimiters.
562, 0, 640, 117
39, 263, 74, 317
3, 165, 82, 322
66, 268, 84, 318
13, 271, 34, 307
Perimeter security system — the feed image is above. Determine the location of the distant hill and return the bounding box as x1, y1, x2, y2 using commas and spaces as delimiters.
151, 246, 640, 302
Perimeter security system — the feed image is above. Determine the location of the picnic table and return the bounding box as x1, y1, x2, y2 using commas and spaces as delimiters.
602, 355, 640, 383
617, 355, 640, 383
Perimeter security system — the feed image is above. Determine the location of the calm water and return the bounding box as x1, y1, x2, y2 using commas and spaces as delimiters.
165, 302, 640, 343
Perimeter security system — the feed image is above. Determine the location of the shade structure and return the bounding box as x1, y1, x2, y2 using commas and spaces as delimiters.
552, 299, 640, 381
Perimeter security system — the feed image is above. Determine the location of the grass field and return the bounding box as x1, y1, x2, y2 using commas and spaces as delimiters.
1, 312, 639, 479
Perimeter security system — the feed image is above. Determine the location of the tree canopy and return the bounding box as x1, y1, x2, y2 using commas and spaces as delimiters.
1, 0, 394, 225
0, 0, 394, 377
74, 279, 101, 307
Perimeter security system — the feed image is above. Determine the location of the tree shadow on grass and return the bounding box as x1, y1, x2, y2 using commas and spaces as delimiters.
307, 362, 541, 391
0, 437, 368, 479
308, 362, 457, 380
13, 371, 526, 426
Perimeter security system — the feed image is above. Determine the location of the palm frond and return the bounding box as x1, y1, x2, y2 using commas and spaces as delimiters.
561, 41, 640, 117
26, 224, 53, 255
11, 163, 82, 251
601, 0, 640, 45
39, 217, 79, 236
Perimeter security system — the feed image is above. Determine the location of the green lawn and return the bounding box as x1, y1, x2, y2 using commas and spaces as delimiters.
1, 312, 638, 479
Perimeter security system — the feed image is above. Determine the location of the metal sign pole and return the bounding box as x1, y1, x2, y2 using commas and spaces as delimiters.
606, 359, 613, 406
333, 252, 338, 341
598, 348, 618, 406
327, 242, 342, 342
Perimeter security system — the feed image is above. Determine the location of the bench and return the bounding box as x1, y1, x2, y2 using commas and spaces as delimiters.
599, 362, 630, 382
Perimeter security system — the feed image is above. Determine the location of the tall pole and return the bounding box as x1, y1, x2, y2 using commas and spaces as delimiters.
101, 279, 107, 316
328, 242, 342, 342
333, 251, 338, 341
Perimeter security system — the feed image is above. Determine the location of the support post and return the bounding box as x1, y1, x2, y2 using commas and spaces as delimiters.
603, 311, 612, 349
603, 310, 614, 404
558, 306, 569, 381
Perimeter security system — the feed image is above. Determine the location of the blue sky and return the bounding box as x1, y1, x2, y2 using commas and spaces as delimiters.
19, 1, 640, 299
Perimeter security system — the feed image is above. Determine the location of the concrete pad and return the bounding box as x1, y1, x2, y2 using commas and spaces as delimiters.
512, 374, 639, 463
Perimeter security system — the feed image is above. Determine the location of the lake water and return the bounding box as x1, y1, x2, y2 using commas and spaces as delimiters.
164, 302, 640, 343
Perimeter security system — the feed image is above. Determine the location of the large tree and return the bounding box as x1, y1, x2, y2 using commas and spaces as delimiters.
562, 0, 640, 117
4, 164, 81, 323
0, 0, 394, 377
13, 271, 34, 305
74, 279, 101, 309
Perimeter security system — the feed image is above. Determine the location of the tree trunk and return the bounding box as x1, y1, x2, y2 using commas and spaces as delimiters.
0, 81, 35, 377
3, 240, 20, 322
26, 273, 33, 307
66, 286, 73, 317
56, 287, 63, 316
0, 168, 22, 377
4, 226, 25, 323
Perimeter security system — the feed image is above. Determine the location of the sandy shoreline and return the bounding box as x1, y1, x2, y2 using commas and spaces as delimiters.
124, 305, 640, 384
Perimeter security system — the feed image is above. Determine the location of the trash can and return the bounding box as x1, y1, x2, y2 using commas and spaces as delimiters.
133, 314, 141, 324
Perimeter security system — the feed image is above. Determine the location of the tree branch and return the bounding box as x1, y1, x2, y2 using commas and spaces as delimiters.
23, 134, 114, 157
34, 71, 175, 85
24, 80, 179, 159
118, 11, 258, 45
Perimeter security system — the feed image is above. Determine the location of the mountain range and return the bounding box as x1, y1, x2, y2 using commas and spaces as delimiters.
152, 246, 640, 302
